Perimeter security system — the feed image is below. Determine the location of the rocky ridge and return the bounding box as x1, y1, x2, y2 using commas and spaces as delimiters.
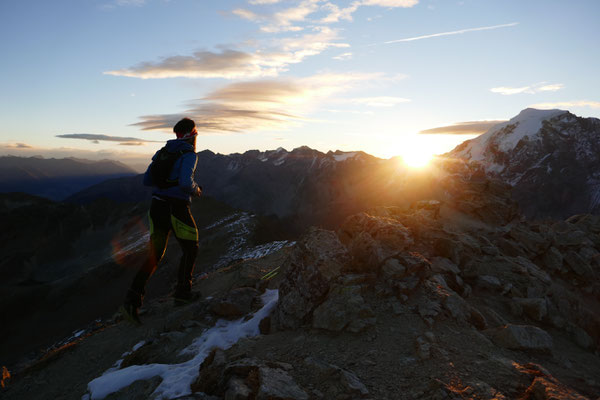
2, 160, 599, 399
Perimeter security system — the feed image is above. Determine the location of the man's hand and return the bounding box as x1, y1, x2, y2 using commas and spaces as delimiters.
194, 186, 203, 197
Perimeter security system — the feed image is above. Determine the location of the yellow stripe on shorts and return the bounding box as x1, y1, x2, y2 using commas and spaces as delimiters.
171, 215, 198, 241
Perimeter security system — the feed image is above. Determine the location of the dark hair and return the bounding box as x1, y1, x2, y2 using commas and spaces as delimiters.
173, 118, 195, 135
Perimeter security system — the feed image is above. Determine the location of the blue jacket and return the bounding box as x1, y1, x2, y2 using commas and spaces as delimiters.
143, 139, 199, 203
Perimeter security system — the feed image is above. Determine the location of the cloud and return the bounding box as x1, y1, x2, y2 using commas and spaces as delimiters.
238, 0, 419, 32
333, 52, 353, 60
4, 143, 33, 149
132, 72, 382, 133
349, 96, 411, 107
259, 0, 322, 32
361, 0, 418, 6
105, 27, 347, 80
56, 133, 161, 145
249, 0, 282, 4
419, 120, 507, 135
490, 82, 564, 95
104, 50, 276, 79
529, 100, 600, 110
379, 22, 518, 44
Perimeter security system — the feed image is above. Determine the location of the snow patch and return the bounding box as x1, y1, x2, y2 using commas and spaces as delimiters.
86, 290, 279, 400
333, 152, 358, 162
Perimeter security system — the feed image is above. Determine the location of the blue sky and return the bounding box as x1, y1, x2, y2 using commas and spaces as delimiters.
1, 0, 599, 169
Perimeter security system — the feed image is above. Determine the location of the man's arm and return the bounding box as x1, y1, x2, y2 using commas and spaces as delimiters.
178, 152, 200, 195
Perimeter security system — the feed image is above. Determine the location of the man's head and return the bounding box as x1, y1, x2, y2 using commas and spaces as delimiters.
173, 118, 198, 141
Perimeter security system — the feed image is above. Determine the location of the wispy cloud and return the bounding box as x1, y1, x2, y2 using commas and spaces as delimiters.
349, 96, 411, 107
490, 82, 564, 95
333, 52, 353, 60
56, 133, 161, 145
419, 120, 507, 135
105, 27, 348, 79
3, 142, 33, 149
132, 72, 382, 133
249, 0, 282, 4
380, 22, 519, 44
101, 0, 146, 9
529, 100, 600, 110
236, 0, 419, 32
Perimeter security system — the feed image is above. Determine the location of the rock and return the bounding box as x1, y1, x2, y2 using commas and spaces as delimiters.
340, 212, 413, 266
419, 300, 442, 320
304, 357, 369, 399
513, 257, 552, 285
211, 287, 260, 318
347, 231, 388, 271
399, 252, 432, 277
563, 251, 594, 278
224, 377, 253, 400
380, 258, 407, 280
477, 275, 502, 291
443, 292, 470, 322
256, 367, 309, 400
469, 307, 488, 330
431, 257, 461, 274
275, 228, 350, 329
433, 236, 462, 265
511, 298, 547, 321
553, 229, 591, 248
416, 336, 432, 360
312, 285, 376, 332
541, 247, 565, 273
496, 237, 527, 258
524, 376, 588, 400
509, 225, 549, 256
192, 349, 228, 395
567, 324, 595, 350
488, 324, 553, 352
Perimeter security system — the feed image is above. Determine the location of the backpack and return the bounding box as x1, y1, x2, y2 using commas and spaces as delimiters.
149, 147, 192, 189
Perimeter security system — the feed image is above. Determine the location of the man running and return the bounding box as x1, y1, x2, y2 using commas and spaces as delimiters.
121, 117, 202, 324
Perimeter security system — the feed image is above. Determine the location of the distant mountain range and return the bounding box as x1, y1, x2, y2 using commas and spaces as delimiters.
0, 156, 137, 201
67, 146, 440, 230
67, 109, 600, 223
450, 108, 600, 219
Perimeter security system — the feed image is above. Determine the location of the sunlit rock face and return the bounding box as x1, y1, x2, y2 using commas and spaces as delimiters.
450, 108, 600, 219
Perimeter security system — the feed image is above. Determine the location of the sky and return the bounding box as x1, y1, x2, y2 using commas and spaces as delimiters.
1, 0, 599, 170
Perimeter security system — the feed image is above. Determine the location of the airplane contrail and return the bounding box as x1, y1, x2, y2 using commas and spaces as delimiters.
380, 22, 519, 45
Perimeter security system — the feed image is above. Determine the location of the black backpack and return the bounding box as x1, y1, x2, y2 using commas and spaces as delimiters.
149, 147, 192, 189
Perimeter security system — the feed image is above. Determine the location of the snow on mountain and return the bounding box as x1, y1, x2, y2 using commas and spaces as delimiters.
454, 108, 567, 165
450, 108, 600, 218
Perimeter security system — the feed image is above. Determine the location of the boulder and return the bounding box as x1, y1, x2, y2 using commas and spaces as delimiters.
312, 285, 376, 332
380, 258, 407, 280
511, 298, 547, 321
509, 226, 549, 256
541, 247, 564, 273
477, 275, 502, 291
256, 367, 309, 400
524, 376, 588, 400
275, 228, 350, 329
563, 251, 594, 278
211, 287, 260, 318
304, 357, 369, 399
488, 324, 553, 352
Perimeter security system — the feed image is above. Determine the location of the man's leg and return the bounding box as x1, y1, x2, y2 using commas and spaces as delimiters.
126, 198, 171, 309
169, 200, 199, 300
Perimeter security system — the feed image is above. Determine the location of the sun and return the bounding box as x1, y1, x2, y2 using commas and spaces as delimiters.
397, 138, 435, 168
401, 150, 434, 168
